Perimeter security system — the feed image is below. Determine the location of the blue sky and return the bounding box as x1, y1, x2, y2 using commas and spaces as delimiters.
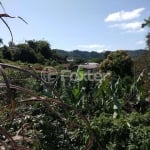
0, 0, 150, 52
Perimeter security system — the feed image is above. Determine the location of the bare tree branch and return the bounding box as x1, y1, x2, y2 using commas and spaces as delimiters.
18, 16, 28, 24
0, 1, 6, 13
0, 17, 13, 42
0, 13, 15, 18
0, 1, 28, 43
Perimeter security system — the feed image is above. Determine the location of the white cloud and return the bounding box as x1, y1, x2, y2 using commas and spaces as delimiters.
77, 44, 109, 52
105, 8, 145, 22
110, 21, 145, 32
122, 22, 142, 30
136, 40, 145, 45
78, 44, 105, 49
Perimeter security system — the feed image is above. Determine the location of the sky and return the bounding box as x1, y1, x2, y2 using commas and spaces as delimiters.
0, 0, 150, 52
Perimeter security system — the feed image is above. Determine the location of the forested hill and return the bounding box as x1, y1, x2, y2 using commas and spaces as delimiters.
54, 49, 146, 60
0, 39, 146, 65
126, 49, 146, 59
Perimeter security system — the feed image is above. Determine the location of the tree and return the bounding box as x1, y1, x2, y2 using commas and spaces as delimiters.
37, 40, 52, 59
2, 45, 12, 60
26, 40, 52, 59
146, 33, 150, 50
25, 40, 38, 50
142, 17, 150, 28
14, 44, 37, 63
142, 17, 150, 50
100, 50, 133, 77
0, 38, 3, 46
134, 51, 150, 94
103, 51, 111, 59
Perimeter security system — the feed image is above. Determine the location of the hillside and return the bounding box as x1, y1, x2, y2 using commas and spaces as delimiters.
54, 49, 146, 60
0, 39, 146, 65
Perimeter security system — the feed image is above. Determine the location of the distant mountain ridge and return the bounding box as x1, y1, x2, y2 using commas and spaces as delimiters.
125, 50, 146, 59
54, 49, 146, 60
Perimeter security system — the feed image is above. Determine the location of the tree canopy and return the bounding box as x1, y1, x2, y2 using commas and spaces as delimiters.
100, 50, 133, 77
142, 16, 150, 50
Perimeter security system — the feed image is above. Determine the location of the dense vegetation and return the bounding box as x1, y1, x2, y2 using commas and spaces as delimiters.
0, 47, 150, 149
0, 40, 67, 65
0, 3, 150, 149
53, 49, 146, 61
0, 40, 146, 66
